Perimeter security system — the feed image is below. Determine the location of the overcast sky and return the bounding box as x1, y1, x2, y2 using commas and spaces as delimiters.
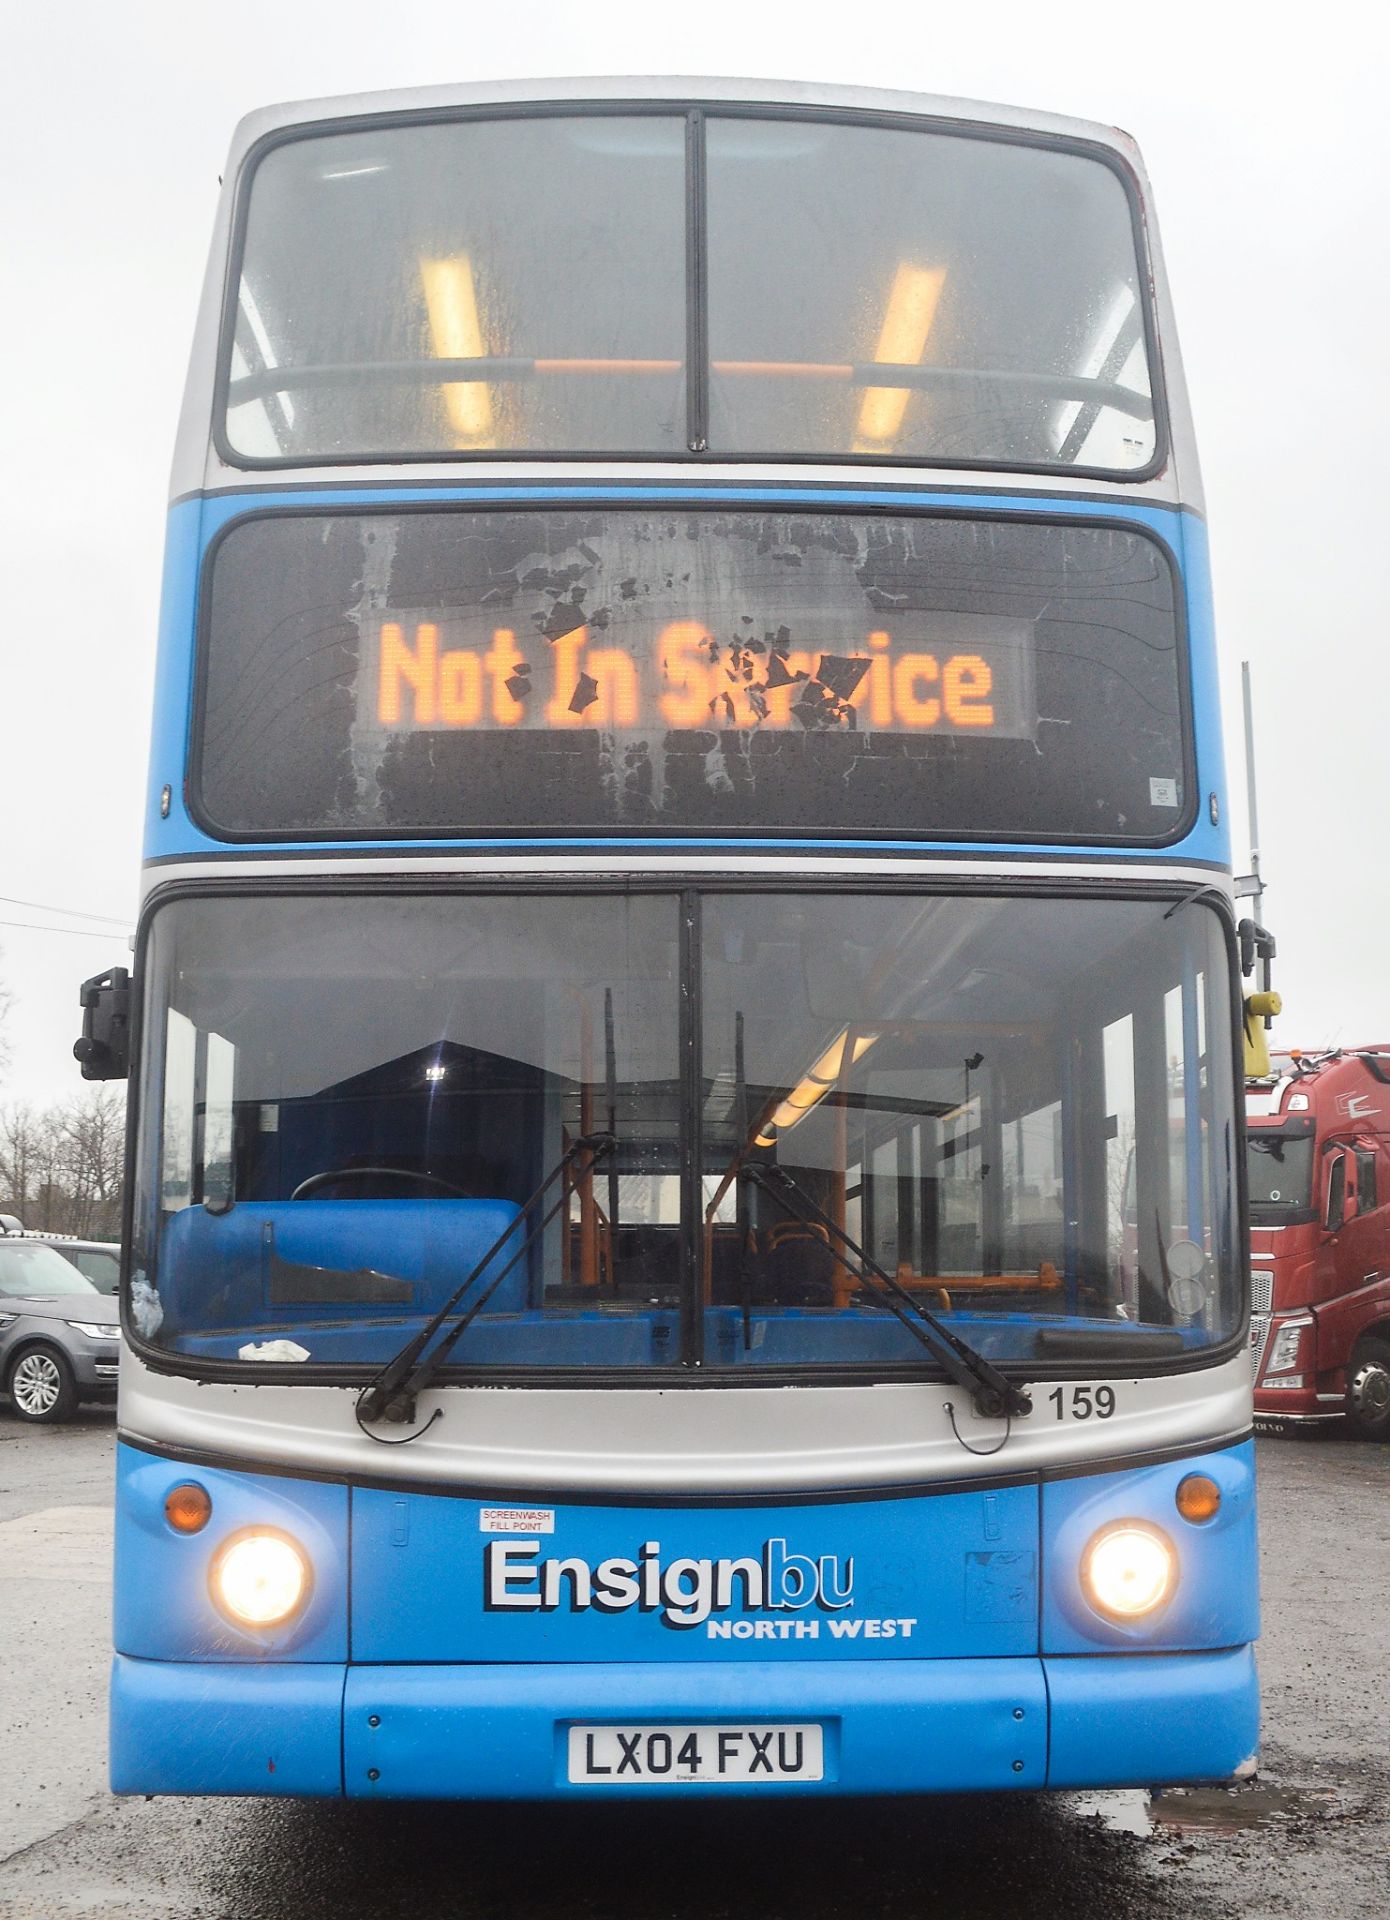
2, 0, 1387, 1106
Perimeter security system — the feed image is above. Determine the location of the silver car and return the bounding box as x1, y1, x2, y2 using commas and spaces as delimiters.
0, 1241, 120, 1423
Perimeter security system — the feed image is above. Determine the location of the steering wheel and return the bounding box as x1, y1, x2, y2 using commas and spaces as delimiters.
289, 1167, 469, 1201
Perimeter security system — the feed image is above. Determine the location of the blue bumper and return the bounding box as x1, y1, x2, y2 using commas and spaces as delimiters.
111, 1644, 1257, 1799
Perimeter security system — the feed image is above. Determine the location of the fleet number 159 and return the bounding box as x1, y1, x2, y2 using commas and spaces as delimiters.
1047, 1386, 1117, 1420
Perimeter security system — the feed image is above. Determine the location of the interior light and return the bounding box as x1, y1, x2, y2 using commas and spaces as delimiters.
420, 255, 495, 445
237, 282, 294, 425
1052, 281, 1139, 452
756, 1030, 879, 1146
211, 1530, 311, 1629
1081, 1521, 1176, 1621
855, 264, 947, 447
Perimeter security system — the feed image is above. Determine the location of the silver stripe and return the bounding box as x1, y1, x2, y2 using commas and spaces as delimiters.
141, 856, 1233, 907
185, 457, 1187, 508
119, 1349, 1254, 1494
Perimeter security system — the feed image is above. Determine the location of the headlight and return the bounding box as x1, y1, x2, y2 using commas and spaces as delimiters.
0, 1313, 16, 1331
1264, 1320, 1309, 1374
211, 1530, 311, 1628
1081, 1521, 1176, 1621
66, 1321, 120, 1340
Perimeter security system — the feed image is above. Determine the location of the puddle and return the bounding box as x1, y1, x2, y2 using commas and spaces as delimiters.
1067, 1789, 1153, 1836
1151, 1784, 1341, 1835
1065, 1783, 1343, 1839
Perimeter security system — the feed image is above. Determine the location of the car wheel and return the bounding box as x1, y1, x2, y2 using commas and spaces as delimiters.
1346, 1336, 1390, 1441
7, 1345, 79, 1424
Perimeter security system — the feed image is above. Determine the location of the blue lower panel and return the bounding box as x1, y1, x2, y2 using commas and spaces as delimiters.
110, 1655, 345, 1796
1045, 1646, 1260, 1789
110, 1647, 1258, 1798
342, 1659, 1048, 1798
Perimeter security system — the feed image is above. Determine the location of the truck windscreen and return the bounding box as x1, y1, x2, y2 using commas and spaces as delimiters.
195, 507, 1187, 842
1246, 1133, 1314, 1213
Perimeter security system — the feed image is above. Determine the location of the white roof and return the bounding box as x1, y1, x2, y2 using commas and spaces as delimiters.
226, 76, 1145, 167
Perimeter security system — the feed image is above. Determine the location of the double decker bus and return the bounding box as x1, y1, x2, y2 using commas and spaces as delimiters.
90, 79, 1259, 1800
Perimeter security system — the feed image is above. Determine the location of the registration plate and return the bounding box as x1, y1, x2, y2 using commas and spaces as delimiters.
567, 1722, 824, 1784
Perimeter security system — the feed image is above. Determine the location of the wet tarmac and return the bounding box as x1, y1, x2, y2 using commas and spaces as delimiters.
1, 1414, 1386, 1919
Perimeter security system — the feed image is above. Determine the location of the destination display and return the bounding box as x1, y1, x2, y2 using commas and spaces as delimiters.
196, 507, 1186, 841
366, 609, 1033, 739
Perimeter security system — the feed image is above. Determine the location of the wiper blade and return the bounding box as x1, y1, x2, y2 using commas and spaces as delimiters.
744, 1163, 1032, 1419
357, 1131, 615, 1431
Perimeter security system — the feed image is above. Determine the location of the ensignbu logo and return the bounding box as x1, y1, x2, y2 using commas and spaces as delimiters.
485, 1537, 854, 1631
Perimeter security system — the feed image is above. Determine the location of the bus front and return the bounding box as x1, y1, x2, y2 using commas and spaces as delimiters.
108, 82, 1258, 1800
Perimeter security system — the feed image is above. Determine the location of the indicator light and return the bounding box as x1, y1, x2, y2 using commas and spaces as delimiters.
211, 1530, 310, 1628
1175, 1474, 1221, 1523
1081, 1521, 1176, 1621
164, 1483, 212, 1534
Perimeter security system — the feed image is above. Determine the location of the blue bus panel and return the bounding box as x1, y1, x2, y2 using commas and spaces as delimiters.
111, 1439, 1258, 1798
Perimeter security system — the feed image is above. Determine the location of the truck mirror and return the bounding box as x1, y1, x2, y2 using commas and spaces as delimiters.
74, 967, 132, 1081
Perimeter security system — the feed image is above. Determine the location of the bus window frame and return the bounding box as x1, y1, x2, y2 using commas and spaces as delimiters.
210, 98, 1170, 484
118, 872, 1249, 1396
185, 496, 1198, 851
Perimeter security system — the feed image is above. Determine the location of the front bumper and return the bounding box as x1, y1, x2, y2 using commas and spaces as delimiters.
111, 1644, 1259, 1799
71, 1347, 120, 1396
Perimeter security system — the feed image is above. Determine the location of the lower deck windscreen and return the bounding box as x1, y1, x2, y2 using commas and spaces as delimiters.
133, 889, 1238, 1373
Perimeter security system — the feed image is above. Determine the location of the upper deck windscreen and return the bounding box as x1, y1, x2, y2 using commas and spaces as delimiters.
222, 110, 1157, 472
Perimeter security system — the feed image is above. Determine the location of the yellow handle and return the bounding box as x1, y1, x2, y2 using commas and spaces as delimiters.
1243, 991, 1282, 1077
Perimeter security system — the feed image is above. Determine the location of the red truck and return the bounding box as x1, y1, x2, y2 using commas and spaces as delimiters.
1247, 1048, 1390, 1438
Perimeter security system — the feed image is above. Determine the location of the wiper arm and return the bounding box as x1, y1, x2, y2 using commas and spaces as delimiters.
357, 1131, 615, 1431
744, 1163, 1032, 1419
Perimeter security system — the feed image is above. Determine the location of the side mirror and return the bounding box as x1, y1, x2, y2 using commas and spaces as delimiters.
74, 967, 131, 1081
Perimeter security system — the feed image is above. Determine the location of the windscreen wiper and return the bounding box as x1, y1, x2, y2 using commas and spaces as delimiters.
357, 1131, 615, 1432
744, 1163, 1032, 1420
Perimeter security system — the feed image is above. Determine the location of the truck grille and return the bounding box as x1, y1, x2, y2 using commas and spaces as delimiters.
1249, 1316, 1270, 1377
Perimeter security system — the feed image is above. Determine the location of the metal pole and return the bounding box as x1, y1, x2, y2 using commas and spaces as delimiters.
1241, 660, 1263, 930
1241, 660, 1273, 1008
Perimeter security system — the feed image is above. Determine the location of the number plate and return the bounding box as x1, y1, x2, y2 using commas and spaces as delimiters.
567, 1722, 824, 1784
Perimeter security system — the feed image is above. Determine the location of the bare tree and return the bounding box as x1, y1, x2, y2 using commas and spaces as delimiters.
0, 1087, 126, 1238
0, 1104, 40, 1218
57, 1087, 127, 1237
